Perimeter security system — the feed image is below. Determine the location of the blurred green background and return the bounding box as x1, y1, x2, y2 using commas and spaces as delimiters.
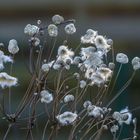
0, 0, 140, 139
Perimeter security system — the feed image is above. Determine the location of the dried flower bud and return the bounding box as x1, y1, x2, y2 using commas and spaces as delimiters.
107, 39, 113, 46
37, 20, 41, 25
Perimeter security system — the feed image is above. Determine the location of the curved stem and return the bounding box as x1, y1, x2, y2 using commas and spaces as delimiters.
106, 71, 135, 108
3, 124, 12, 140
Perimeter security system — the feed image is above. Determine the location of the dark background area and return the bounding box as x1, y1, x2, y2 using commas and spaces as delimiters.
0, 0, 140, 139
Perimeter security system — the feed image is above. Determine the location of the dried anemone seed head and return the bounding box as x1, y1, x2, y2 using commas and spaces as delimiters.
47, 24, 58, 37
81, 29, 97, 44
132, 57, 140, 70
40, 90, 53, 104
83, 100, 92, 109
0, 50, 13, 70
65, 23, 76, 35
56, 111, 77, 126
24, 24, 39, 36
0, 72, 18, 88
52, 14, 64, 24
64, 94, 75, 103
80, 80, 87, 88
97, 67, 112, 81
87, 105, 104, 119
95, 35, 111, 53
112, 107, 132, 125
110, 125, 119, 133
116, 53, 129, 64
41, 61, 54, 72
8, 39, 19, 54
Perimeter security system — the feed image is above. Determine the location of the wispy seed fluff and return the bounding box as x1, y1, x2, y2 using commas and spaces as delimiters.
8, 39, 19, 54
97, 67, 112, 81
24, 24, 39, 36
0, 50, 13, 70
53, 45, 74, 70
81, 29, 97, 44
0, 72, 18, 88
40, 90, 53, 104
56, 111, 77, 126
95, 35, 111, 53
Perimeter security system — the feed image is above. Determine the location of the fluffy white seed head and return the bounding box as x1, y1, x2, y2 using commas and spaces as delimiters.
41, 61, 54, 72
80, 80, 86, 88
24, 24, 39, 36
110, 125, 119, 133
73, 56, 82, 65
113, 107, 132, 125
87, 105, 103, 118
64, 94, 74, 103
97, 67, 112, 81
40, 90, 53, 104
95, 35, 111, 53
65, 23, 76, 35
120, 107, 132, 125
90, 73, 105, 87
52, 15, 64, 24
41, 64, 50, 72
0, 50, 13, 70
0, 72, 18, 88
81, 29, 97, 44
132, 57, 140, 70
56, 111, 77, 126
83, 100, 92, 109
107, 39, 113, 46
116, 53, 129, 64
48, 24, 58, 37
8, 39, 19, 54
